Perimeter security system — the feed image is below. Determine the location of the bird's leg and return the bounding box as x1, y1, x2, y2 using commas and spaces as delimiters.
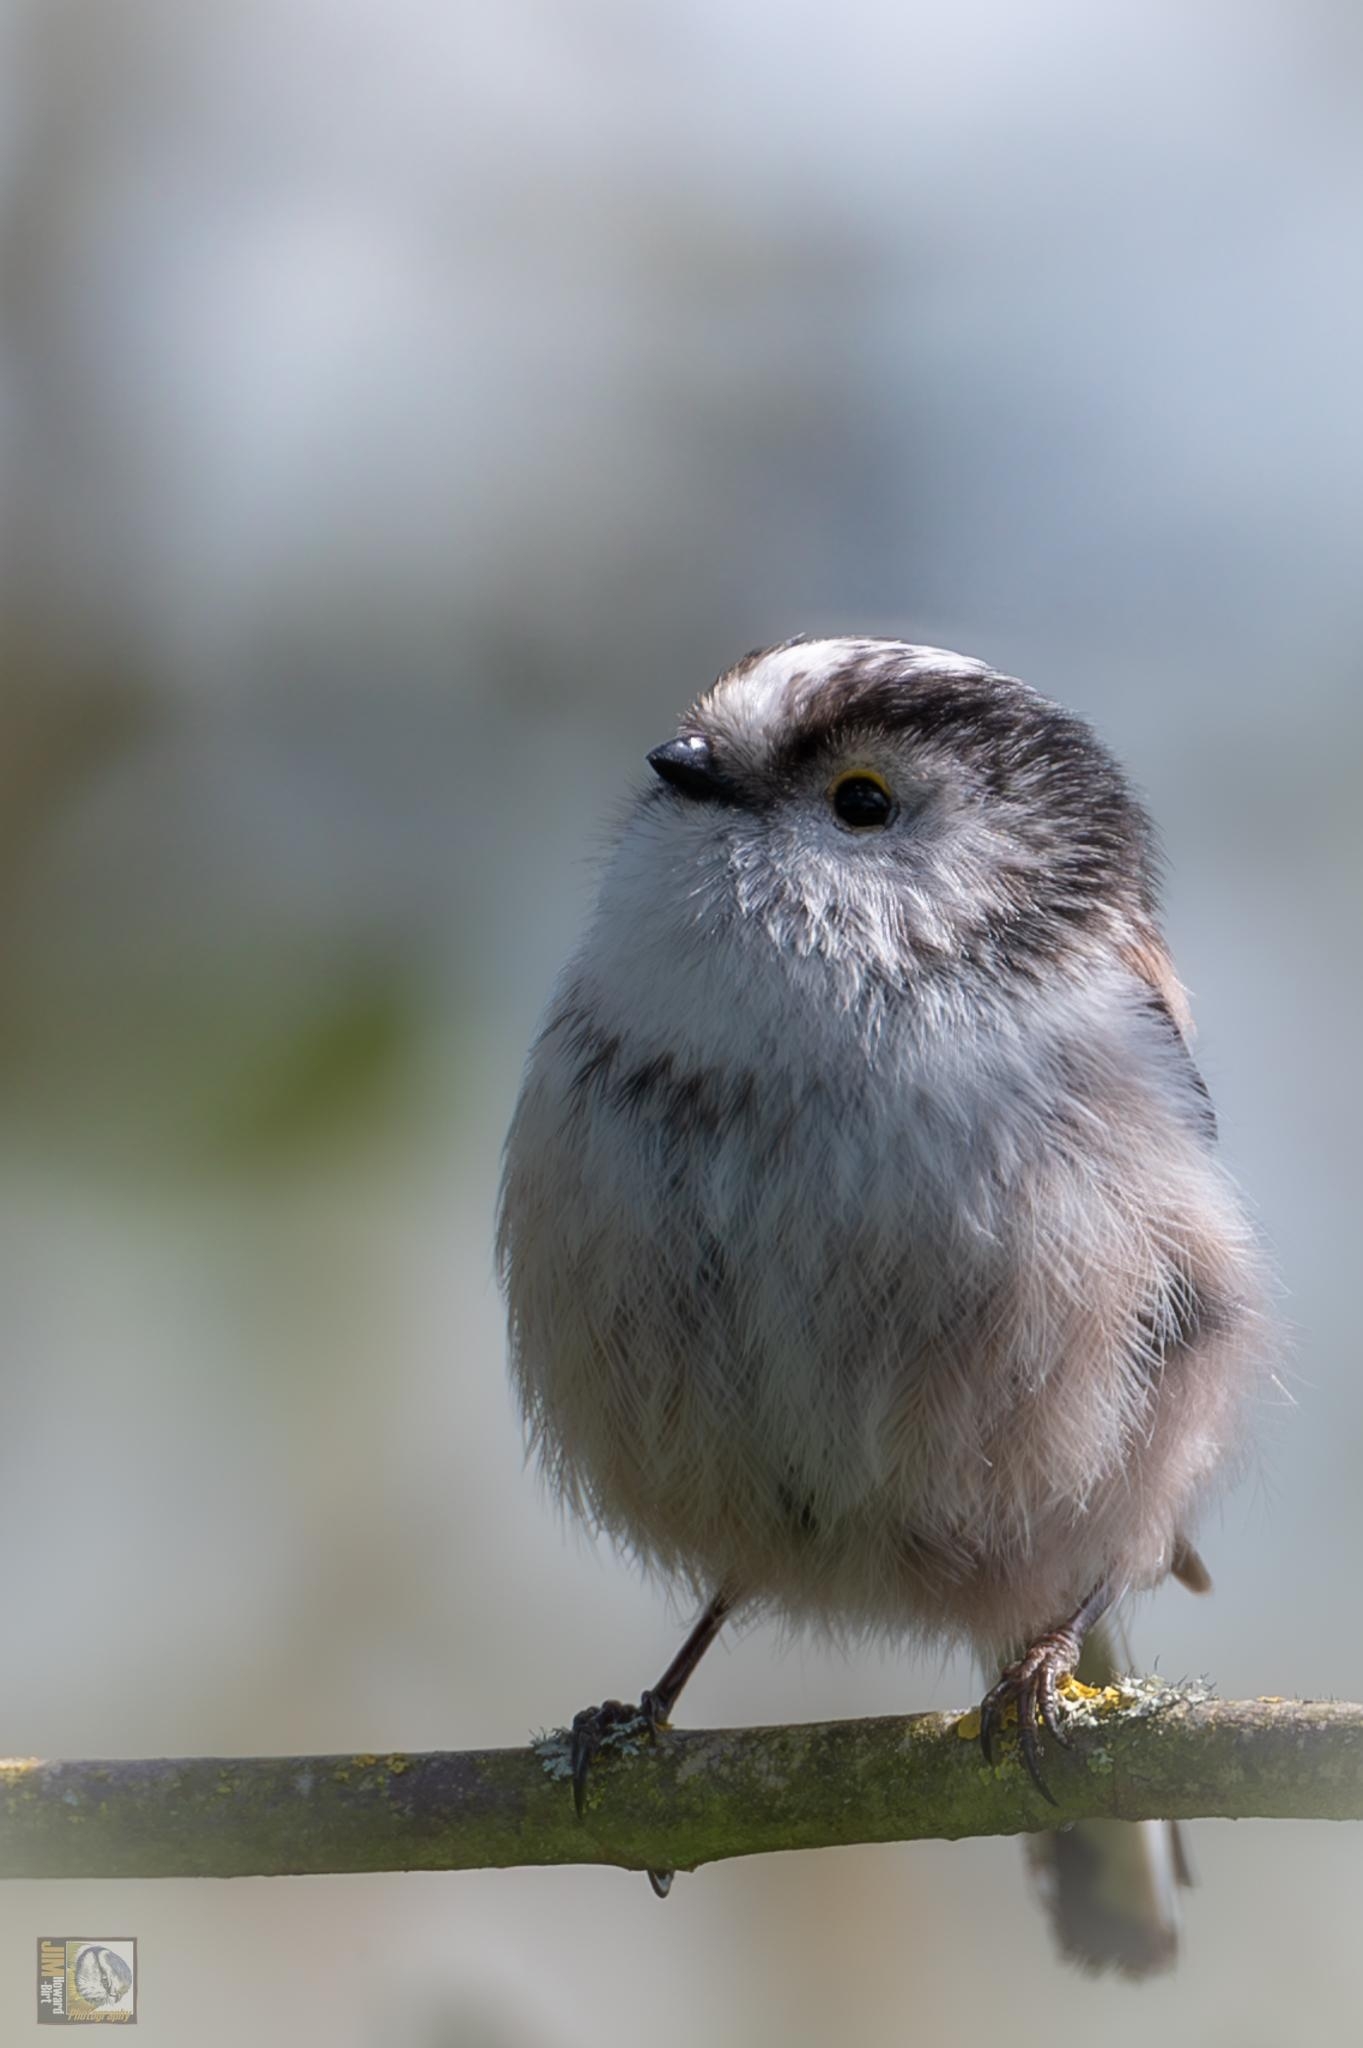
978, 1579, 1117, 1804
569, 1588, 733, 1897
569, 1587, 731, 1806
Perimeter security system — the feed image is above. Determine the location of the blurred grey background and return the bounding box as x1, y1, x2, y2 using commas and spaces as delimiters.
0, 0, 1358, 2041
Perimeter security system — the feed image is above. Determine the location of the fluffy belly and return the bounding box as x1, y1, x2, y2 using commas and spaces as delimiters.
510, 1168, 1143, 1651
501, 1014, 1243, 1652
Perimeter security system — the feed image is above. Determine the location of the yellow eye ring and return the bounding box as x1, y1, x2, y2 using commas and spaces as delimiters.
827, 767, 897, 830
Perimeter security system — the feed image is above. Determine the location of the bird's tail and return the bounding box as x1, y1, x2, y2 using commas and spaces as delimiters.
1024, 1615, 1193, 1977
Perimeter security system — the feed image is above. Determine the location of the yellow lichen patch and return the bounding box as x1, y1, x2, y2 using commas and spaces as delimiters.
956, 1675, 1130, 1742
353, 1754, 377, 1767
385, 1755, 412, 1774
0, 1757, 43, 1784
1057, 1676, 1127, 1710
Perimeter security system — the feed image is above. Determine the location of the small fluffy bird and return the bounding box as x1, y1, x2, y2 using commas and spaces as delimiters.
498, 637, 1269, 1972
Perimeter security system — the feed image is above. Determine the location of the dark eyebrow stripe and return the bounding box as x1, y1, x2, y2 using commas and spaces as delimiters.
772, 665, 1032, 771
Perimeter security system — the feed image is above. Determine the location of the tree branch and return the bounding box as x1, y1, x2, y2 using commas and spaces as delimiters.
2, 1683, 1360, 1881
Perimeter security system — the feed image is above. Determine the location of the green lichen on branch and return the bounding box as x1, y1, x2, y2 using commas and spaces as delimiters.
1, 1688, 1360, 1882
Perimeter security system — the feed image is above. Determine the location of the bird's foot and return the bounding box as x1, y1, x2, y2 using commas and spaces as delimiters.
569, 1688, 667, 1815
568, 1689, 675, 1897
978, 1624, 1084, 1805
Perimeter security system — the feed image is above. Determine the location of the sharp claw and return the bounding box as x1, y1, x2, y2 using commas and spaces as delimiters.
1023, 1748, 1059, 1805
1018, 1692, 1058, 1804
647, 1868, 674, 1898
570, 1708, 598, 1818
978, 1685, 1001, 1764
1038, 1667, 1068, 1749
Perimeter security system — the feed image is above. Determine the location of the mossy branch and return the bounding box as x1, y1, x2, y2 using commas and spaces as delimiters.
1, 1685, 1360, 1881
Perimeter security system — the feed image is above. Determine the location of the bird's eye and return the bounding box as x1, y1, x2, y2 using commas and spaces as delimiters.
828, 769, 897, 831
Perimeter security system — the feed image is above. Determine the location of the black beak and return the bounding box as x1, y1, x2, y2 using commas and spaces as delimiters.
647, 735, 730, 802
